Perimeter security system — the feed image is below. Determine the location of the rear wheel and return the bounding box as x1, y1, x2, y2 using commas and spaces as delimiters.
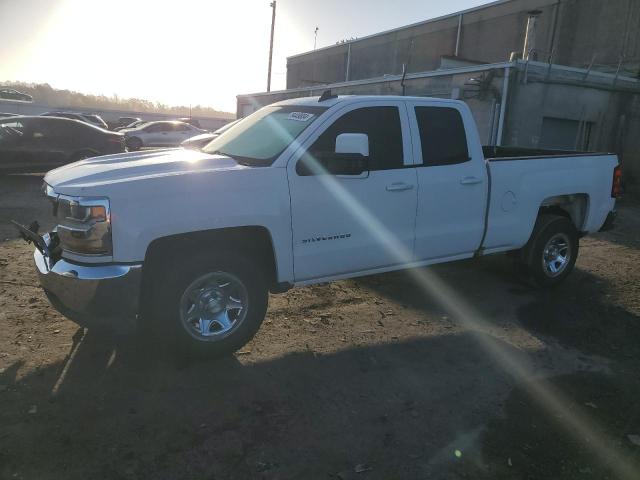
150, 251, 268, 358
521, 214, 579, 287
127, 136, 142, 151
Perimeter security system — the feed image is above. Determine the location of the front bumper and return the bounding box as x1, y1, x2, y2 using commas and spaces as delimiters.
35, 249, 142, 332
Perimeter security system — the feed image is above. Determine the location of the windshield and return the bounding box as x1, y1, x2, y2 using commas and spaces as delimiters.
202, 105, 327, 165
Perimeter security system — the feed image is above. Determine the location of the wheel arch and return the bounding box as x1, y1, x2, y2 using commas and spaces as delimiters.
140, 226, 285, 314
539, 193, 589, 233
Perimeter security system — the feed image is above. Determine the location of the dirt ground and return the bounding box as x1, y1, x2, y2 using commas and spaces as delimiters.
1, 174, 639, 480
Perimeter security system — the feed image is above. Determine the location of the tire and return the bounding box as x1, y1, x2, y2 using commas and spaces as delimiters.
127, 136, 143, 151
150, 251, 269, 358
521, 214, 579, 288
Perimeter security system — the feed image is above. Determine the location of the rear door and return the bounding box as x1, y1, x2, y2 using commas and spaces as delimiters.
407, 102, 487, 260
288, 101, 418, 281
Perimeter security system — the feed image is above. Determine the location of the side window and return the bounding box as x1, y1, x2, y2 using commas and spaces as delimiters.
145, 123, 164, 133
414, 107, 469, 166
28, 120, 51, 140
66, 122, 92, 143
0, 120, 25, 145
305, 106, 404, 172
31, 120, 72, 145
174, 123, 190, 131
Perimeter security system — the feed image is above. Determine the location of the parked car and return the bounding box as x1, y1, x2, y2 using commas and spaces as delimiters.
181, 119, 240, 150
117, 116, 141, 128
123, 121, 205, 150
41, 111, 109, 130
175, 117, 201, 128
82, 113, 109, 130
114, 119, 148, 132
0, 112, 18, 118
0, 115, 125, 173
0, 87, 32, 102
19, 95, 620, 357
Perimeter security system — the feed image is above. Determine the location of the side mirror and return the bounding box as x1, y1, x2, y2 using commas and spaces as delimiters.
335, 133, 369, 156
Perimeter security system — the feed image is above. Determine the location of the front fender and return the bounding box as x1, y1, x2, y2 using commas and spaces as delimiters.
108, 167, 294, 283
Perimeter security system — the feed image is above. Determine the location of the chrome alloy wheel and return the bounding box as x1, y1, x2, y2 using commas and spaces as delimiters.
179, 272, 248, 341
542, 233, 571, 278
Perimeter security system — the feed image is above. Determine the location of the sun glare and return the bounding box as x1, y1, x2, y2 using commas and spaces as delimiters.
0, 0, 309, 112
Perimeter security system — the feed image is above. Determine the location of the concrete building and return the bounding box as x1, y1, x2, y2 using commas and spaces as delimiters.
238, 0, 640, 184
286, 0, 640, 88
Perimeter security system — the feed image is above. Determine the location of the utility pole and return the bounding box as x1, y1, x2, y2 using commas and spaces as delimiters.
267, 1, 276, 92
314, 27, 319, 50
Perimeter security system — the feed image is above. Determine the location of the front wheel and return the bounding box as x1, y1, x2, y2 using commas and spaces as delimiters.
151, 252, 268, 358
521, 214, 579, 288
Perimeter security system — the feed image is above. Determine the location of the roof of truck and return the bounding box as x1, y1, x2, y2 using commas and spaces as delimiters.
271, 95, 457, 108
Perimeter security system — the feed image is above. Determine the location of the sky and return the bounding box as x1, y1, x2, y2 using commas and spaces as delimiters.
0, 0, 493, 112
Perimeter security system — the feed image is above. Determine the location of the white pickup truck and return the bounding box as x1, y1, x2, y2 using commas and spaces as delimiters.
17, 95, 621, 357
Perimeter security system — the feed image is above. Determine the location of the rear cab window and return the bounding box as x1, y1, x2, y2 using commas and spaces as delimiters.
413, 106, 469, 166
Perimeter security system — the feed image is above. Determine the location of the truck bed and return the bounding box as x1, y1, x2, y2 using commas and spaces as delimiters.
480, 148, 618, 255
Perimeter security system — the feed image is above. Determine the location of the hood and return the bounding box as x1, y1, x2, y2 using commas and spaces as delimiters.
45, 148, 244, 193
185, 132, 216, 142
181, 132, 217, 145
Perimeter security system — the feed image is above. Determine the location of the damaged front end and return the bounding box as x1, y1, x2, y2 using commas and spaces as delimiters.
12, 183, 142, 333
11, 220, 62, 270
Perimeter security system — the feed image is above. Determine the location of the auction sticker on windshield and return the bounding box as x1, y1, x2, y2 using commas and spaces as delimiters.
287, 112, 314, 122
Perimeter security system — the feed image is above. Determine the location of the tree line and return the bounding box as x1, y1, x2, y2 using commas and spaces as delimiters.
2, 81, 234, 118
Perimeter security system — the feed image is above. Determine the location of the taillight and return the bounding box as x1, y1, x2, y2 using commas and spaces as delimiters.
612, 165, 622, 198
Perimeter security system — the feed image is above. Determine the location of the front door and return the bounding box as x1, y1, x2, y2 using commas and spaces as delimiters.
288, 102, 418, 281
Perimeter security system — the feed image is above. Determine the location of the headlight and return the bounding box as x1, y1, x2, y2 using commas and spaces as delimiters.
55, 195, 112, 255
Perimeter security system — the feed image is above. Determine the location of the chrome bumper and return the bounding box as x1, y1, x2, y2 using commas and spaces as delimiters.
34, 249, 142, 332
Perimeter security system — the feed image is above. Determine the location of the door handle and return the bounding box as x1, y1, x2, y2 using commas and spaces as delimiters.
386, 182, 414, 192
460, 176, 483, 185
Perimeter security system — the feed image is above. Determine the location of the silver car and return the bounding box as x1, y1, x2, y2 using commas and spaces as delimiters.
123, 121, 206, 150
